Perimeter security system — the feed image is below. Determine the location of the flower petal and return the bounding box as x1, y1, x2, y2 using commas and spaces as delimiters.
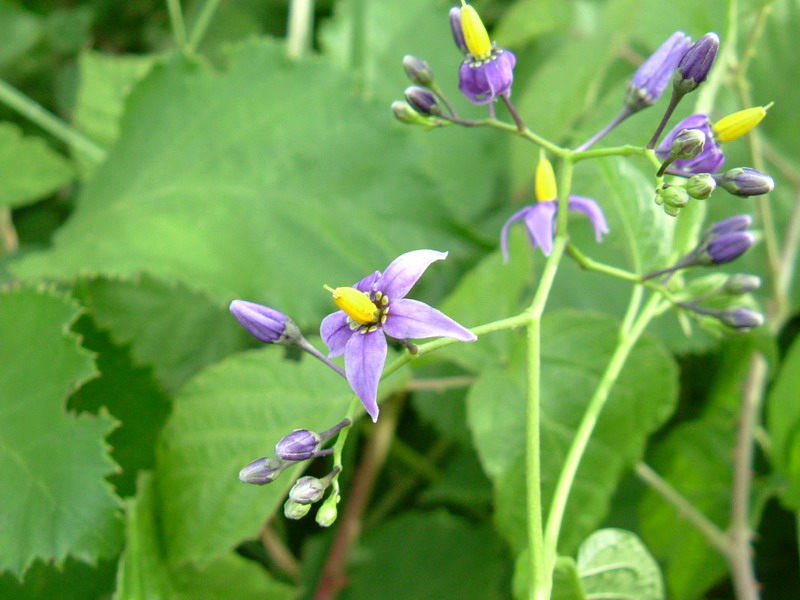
354, 271, 381, 293
344, 331, 388, 422
524, 202, 558, 256
568, 196, 609, 242
500, 206, 533, 262
383, 298, 477, 342
321, 311, 352, 357
377, 249, 448, 299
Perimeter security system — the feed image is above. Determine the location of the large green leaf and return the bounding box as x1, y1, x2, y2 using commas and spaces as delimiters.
11, 40, 466, 324
0, 122, 73, 209
0, 285, 122, 577
0, 558, 116, 600
154, 345, 394, 565
467, 310, 678, 553
767, 334, 800, 509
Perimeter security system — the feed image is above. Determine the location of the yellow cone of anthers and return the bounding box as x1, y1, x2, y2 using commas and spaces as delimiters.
324, 285, 380, 325
535, 151, 558, 202
713, 103, 772, 143
460, 1, 492, 60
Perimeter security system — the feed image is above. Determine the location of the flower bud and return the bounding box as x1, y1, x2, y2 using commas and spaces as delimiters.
703, 231, 755, 265
625, 32, 692, 112
239, 457, 289, 485
402, 55, 435, 87
316, 499, 338, 527
673, 33, 719, 94
289, 476, 326, 505
449, 6, 469, 54
230, 300, 301, 345
275, 429, 322, 461
391, 101, 434, 127
663, 203, 682, 217
404, 86, 441, 116
715, 167, 775, 197
719, 307, 764, 329
284, 499, 311, 520
724, 274, 761, 295
671, 128, 706, 159
709, 214, 752, 236
686, 173, 716, 199
658, 184, 690, 208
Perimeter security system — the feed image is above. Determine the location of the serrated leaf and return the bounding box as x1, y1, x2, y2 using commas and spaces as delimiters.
468, 310, 678, 553
0, 285, 122, 577
0, 122, 73, 209
73, 274, 250, 393
154, 347, 375, 565
0, 557, 116, 600
11, 40, 467, 324
767, 335, 800, 509
577, 529, 664, 600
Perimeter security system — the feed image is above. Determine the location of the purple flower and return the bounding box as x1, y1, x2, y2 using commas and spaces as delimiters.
459, 50, 517, 105
500, 197, 609, 260
321, 250, 476, 421
656, 114, 725, 174
626, 32, 692, 111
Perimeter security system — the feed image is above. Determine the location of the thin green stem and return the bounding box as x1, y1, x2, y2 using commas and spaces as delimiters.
166, 0, 187, 50
0, 79, 105, 164
329, 398, 359, 498
647, 91, 684, 149
482, 118, 568, 157
286, 0, 315, 60
542, 292, 663, 575
571, 144, 648, 163
187, 0, 222, 53
574, 106, 634, 152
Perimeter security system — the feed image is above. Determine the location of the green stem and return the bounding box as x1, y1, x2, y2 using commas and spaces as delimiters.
0, 78, 105, 164
329, 397, 359, 498
482, 118, 568, 157
187, 0, 222, 53
166, 0, 187, 50
571, 144, 648, 163
542, 292, 663, 574
286, 0, 315, 60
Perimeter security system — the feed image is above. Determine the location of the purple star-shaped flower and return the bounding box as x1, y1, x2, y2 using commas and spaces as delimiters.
656, 114, 725, 174
500, 197, 609, 260
321, 250, 477, 421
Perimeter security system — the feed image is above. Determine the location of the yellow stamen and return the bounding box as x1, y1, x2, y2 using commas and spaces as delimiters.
535, 151, 558, 202
460, 3, 492, 60
324, 285, 380, 325
713, 103, 771, 143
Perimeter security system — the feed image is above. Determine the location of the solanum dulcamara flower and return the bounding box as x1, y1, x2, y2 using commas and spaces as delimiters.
451, 2, 516, 105
501, 153, 609, 259
321, 250, 476, 422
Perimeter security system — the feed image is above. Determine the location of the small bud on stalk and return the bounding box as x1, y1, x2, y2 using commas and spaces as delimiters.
686, 173, 716, 199
402, 55, 435, 87
714, 167, 775, 197
404, 86, 442, 116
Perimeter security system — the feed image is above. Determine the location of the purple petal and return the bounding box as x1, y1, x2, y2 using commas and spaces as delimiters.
344, 331, 388, 422
383, 298, 477, 342
354, 271, 381, 293
524, 202, 558, 256
568, 196, 609, 242
377, 249, 447, 299
655, 113, 725, 174
321, 311, 352, 357
628, 32, 692, 108
458, 51, 516, 105
500, 206, 534, 262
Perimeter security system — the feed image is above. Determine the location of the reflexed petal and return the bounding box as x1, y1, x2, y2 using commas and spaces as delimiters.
568, 196, 610, 242
344, 331, 388, 422
384, 298, 477, 342
378, 249, 448, 299
354, 271, 381, 293
321, 311, 352, 357
524, 202, 558, 256
500, 206, 533, 262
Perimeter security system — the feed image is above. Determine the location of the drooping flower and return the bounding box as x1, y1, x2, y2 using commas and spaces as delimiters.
321, 250, 476, 421
625, 32, 692, 112
453, 3, 517, 105
500, 153, 609, 259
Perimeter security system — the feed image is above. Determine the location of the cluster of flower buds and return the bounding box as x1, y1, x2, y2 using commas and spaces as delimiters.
283, 467, 341, 523
392, 56, 449, 129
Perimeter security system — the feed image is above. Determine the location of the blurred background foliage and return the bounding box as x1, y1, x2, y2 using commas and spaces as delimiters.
0, 0, 798, 598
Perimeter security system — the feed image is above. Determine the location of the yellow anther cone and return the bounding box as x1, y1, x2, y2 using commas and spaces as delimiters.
460, 3, 492, 59
535, 152, 558, 202
325, 286, 379, 325
713, 104, 770, 143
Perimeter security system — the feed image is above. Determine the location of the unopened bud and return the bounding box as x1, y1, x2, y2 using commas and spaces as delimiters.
449, 6, 469, 54
671, 128, 706, 159
289, 476, 326, 505
719, 307, 764, 329
724, 274, 761, 295
686, 173, 716, 199
402, 55, 435, 87
709, 214, 752, 236
673, 33, 719, 94
391, 101, 434, 127
715, 167, 775, 197
284, 499, 311, 520
275, 429, 322, 461
239, 457, 289, 485
658, 185, 690, 209
702, 231, 755, 265
404, 86, 441, 116
316, 499, 338, 527
230, 301, 301, 345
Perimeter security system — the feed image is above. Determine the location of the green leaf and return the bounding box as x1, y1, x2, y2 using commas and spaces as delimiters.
468, 310, 678, 552
154, 347, 363, 565
551, 556, 585, 600
0, 122, 73, 209
342, 511, 508, 600
0, 2, 42, 69
0, 558, 116, 600
73, 274, 250, 393
577, 528, 664, 600
767, 334, 800, 509
11, 41, 467, 324
0, 285, 122, 578
639, 420, 732, 599
494, 0, 574, 47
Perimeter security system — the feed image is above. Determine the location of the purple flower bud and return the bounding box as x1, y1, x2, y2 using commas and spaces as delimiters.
458, 49, 517, 105
671, 128, 706, 159
404, 86, 441, 116
715, 167, 775, 197
239, 457, 288, 485
289, 476, 326, 504
674, 33, 719, 94
719, 307, 764, 329
626, 32, 692, 111
275, 429, 322, 461
709, 214, 752, 235
230, 300, 300, 345
403, 55, 435, 87
724, 274, 761, 295
703, 231, 755, 265
449, 7, 468, 54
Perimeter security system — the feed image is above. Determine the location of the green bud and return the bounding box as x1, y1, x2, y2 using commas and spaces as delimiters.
284, 499, 311, 520
686, 173, 716, 199
670, 128, 706, 159
315, 500, 338, 527
402, 55, 435, 87
663, 203, 681, 217
723, 274, 761, 295
658, 184, 690, 208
